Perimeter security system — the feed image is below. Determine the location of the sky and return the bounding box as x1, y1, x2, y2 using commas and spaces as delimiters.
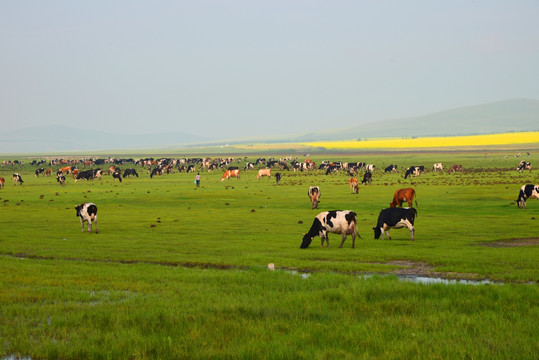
1, 1, 538, 139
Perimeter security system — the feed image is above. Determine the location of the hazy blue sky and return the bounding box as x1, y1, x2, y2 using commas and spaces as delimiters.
1, 1, 538, 138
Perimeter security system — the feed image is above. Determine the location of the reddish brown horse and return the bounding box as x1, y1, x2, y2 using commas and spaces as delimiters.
389, 188, 418, 208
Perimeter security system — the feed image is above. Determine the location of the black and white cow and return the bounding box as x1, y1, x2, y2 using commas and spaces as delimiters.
75, 203, 98, 233
361, 171, 372, 185
366, 164, 375, 172
34, 168, 45, 177
12, 173, 24, 185
112, 170, 122, 182
373, 207, 417, 241
300, 210, 361, 249
432, 163, 443, 172
516, 184, 539, 209
517, 161, 532, 173
404, 166, 425, 179
384, 164, 398, 173
308, 186, 321, 209
57, 174, 66, 185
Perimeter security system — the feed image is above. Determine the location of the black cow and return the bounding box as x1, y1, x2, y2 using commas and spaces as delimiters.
361, 171, 372, 185
75, 203, 98, 233
75, 170, 94, 182
384, 164, 398, 173
373, 207, 417, 241
275, 172, 282, 185
300, 210, 361, 249
516, 184, 539, 209
123, 168, 139, 178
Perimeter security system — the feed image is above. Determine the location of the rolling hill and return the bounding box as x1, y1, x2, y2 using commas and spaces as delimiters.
291, 98, 539, 142
2, 98, 538, 153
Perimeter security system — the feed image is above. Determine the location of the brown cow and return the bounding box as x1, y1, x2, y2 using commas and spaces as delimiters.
389, 188, 418, 208
45, 169, 52, 177
60, 166, 72, 175
0, 177, 4, 189
308, 186, 321, 209
221, 169, 240, 181
257, 168, 271, 180
448, 165, 463, 173
348, 177, 359, 194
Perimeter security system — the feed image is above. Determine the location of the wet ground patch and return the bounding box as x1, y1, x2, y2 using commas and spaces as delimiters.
481, 237, 539, 247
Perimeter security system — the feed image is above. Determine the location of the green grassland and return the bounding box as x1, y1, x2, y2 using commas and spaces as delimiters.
0, 150, 538, 359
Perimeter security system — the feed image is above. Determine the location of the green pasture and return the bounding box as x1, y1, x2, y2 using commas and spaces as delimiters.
0, 150, 538, 359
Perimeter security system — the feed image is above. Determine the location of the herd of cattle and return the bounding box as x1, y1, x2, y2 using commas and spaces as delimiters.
1, 156, 537, 243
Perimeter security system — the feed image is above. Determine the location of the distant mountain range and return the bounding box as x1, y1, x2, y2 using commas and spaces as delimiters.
2, 98, 538, 153
1, 126, 214, 154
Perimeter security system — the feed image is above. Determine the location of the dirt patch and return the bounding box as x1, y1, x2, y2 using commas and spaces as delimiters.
481, 238, 539, 248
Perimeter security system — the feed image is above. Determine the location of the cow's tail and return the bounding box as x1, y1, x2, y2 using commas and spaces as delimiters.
413, 190, 418, 208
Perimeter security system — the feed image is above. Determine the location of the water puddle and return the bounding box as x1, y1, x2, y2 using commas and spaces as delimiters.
280, 269, 502, 285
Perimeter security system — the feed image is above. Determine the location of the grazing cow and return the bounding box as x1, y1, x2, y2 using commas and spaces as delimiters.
366, 164, 375, 172
384, 164, 398, 173
45, 169, 52, 177
75, 170, 91, 182
221, 169, 240, 181
349, 177, 359, 193
60, 166, 72, 175
75, 203, 98, 233
57, 175, 66, 185
517, 161, 532, 173
12, 173, 23, 185
389, 188, 418, 208
373, 207, 417, 241
275, 172, 282, 185
123, 168, 139, 178
0, 177, 4, 189
361, 171, 372, 185
34, 168, 45, 177
448, 164, 463, 173
516, 184, 539, 209
257, 168, 271, 180
112, 171, 122, 182
300, 210, 361, 249
404, 166, 424, 179
308, 186, 321, 209
433, 163, 443, 172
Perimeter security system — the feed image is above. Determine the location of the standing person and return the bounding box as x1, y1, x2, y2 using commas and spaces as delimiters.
195, 173, 201, 187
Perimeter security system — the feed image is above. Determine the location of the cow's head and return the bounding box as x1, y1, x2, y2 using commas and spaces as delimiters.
516, 198, 525, 209
373, 227, 382, 239
300, 234, 313, 249
75, 204, 83, 217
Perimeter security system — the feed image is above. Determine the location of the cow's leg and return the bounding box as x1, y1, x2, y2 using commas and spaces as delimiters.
94, 217, 98, 233
339, 234, 347, 248
80, 218, 84, 232
87, 220, 92, 233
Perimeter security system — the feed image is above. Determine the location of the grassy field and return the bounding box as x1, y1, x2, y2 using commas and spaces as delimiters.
0, 149, 538, 359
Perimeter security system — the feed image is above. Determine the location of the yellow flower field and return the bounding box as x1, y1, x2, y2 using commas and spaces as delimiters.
302, 131, 539, 150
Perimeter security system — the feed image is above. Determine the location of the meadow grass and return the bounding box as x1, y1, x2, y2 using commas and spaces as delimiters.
0, 149, 538, 359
